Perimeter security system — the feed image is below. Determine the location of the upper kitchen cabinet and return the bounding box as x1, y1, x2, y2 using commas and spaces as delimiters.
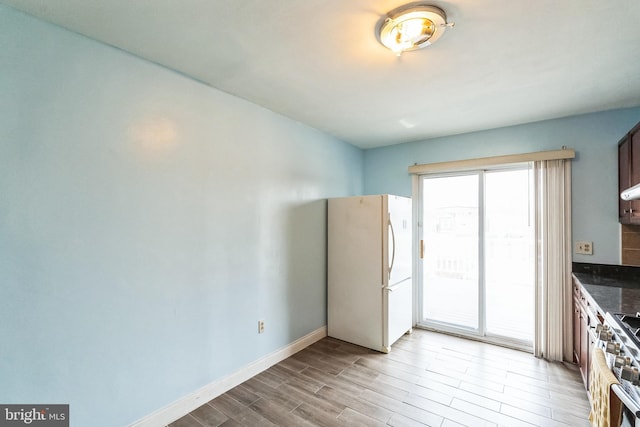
619, 121, 640, 224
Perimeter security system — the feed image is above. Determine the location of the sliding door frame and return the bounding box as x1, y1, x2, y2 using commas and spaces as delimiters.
413, 164, 534, 350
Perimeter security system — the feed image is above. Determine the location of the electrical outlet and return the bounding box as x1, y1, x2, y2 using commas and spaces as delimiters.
258, 320, 265, 334
576, 241, 593, 255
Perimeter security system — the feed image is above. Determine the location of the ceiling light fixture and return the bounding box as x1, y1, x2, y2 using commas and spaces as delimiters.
378, 3, 454, 56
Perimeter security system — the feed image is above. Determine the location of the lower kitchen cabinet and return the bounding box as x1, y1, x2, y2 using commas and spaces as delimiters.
573, 296, 581, 364
573, 276, 602, 390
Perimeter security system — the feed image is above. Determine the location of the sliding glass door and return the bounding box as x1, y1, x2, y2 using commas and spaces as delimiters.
484, 169, 535, 342
419, 166, 534, 347
422, 174, 480, 330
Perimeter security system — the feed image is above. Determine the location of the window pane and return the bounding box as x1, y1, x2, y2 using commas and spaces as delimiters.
484, 169, 534, 342
423, 174, 479, 329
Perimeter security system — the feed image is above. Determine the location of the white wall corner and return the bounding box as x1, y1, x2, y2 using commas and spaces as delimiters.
128, 326, 327, 427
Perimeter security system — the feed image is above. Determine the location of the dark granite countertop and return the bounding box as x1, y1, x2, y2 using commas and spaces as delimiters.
572, 263, 640, 315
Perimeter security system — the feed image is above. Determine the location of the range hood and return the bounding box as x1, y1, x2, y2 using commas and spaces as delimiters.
621, 183, 640, 201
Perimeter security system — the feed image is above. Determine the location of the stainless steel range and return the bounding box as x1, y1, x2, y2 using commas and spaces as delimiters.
599, 312, 640, 426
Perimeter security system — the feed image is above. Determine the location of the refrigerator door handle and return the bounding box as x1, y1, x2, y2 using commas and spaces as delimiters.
388, 216, 396, 281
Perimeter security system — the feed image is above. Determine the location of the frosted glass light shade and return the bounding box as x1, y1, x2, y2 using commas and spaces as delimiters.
378, 4, 449, 55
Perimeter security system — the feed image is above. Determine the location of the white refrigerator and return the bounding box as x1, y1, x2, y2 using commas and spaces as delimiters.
328, 194, 412, 353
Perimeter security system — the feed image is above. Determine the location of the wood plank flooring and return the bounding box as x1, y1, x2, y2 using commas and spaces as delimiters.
168, 329, 591, 427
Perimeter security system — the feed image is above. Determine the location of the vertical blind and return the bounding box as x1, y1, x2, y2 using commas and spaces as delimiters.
534, 159, 573, 361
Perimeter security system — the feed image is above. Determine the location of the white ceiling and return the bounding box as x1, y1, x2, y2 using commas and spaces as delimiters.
3, 0, 640, 149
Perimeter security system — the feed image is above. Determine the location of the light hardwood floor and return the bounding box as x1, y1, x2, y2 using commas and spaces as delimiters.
168, 329, 591, 427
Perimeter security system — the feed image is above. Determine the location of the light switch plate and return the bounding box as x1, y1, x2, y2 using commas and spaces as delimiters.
576, 241, 593, 255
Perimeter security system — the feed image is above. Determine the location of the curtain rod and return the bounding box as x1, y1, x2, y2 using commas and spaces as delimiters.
408, 148, 576, 174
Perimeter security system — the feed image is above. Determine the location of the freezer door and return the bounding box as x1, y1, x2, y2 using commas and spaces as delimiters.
383, 278, 413, 352
387, 195, 412, 286
328, 195, 383, 351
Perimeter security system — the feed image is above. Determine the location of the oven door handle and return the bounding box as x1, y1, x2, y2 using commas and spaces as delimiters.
611, 383, 640, 420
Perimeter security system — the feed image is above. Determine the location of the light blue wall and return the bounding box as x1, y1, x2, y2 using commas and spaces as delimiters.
364, 108, 640, 265
0, 6, 362, 427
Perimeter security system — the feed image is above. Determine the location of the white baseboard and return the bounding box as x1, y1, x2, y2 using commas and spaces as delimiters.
129, 326, 327, 427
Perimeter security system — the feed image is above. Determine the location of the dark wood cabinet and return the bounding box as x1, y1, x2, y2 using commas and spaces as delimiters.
588, 328, 597, 388
573, 296, 581, 363
620, 135, 632, 222
573, 280, 589, 387
619, 121, 640, 224
579, 301, 589, 385
572, 276, 603, 390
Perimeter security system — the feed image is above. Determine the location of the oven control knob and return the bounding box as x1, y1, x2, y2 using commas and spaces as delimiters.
606, 341, 621, 355
614, 355, 631, 368
596, 324, 613, 341
621, 366, 640, 385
